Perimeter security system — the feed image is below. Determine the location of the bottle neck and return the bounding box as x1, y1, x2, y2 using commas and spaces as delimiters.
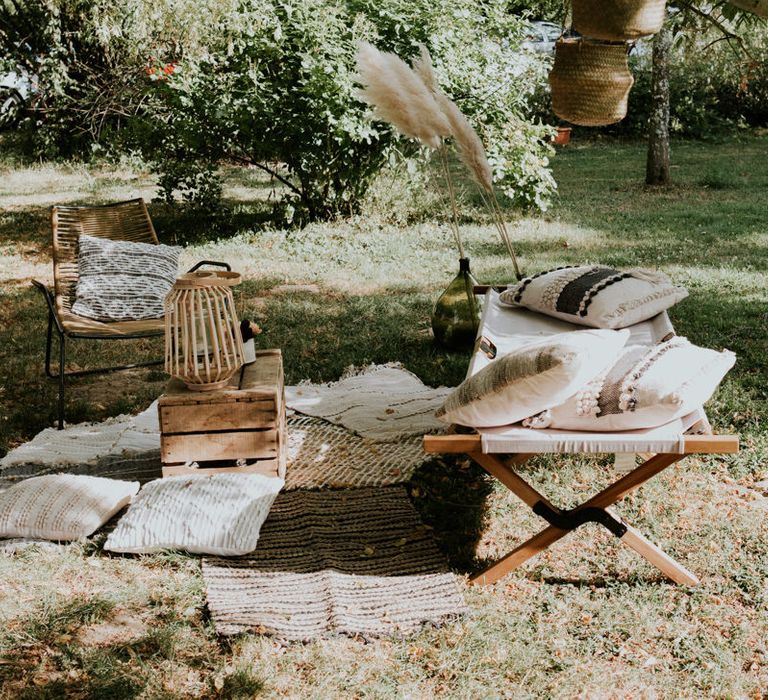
459, 257, 471, 273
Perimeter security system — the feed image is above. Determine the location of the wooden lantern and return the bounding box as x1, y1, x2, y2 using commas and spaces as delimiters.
164, 271, 245, 391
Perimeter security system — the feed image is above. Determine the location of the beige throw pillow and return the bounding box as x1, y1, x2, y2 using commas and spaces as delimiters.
0, 475, 139, 541
104, 473, 283, 556
436, 329, 629, 428
499, 265, 688, 329
523, 337, 736, 432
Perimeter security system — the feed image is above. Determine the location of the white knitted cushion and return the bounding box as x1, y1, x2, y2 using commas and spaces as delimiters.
104, 474, 283, 556
0, 475, 139, 541
499, 265, 688, 329
71, 235, 180, 322
436, 328, 629, 428
523, 337, 736, 431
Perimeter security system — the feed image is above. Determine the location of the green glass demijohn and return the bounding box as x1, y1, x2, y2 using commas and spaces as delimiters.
431, 257, 481, 351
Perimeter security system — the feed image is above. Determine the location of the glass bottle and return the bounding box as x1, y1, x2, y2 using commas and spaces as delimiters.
431, 258, 481, 351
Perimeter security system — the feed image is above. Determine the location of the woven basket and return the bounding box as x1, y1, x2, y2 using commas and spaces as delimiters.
572, 0, 667, 40
729, 0, 768, 17
549, 39, 634, 127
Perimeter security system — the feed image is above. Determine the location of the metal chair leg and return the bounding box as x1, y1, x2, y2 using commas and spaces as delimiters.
44, 308, 54, 378
58, 332, 65, 430
41, 307, 66, 429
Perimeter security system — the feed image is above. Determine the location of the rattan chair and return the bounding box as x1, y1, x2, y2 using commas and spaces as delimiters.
32, 198, 230, 429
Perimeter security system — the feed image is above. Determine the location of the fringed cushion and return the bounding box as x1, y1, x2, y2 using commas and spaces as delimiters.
523, 337, 736, 432
0, 475, 139, 541
499, 265, 688, 329
436, 329, 629, 428
71, 235, 180, 322
104, 474, 283, 556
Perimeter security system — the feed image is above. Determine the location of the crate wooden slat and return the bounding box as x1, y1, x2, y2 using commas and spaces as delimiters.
159, 349, 286, 479
161, 429, 279, 463
159, 401, 277, 433
161, 459, 280, 478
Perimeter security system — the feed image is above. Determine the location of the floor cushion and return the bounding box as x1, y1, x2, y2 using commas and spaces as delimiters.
0, 474, 138, 541
104, 473, 283, 556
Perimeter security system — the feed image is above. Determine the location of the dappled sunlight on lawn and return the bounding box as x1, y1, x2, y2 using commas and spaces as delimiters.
1, 139, 767, 697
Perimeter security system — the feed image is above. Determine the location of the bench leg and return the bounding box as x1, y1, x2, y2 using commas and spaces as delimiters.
470, 524, 566, 586
466, 452, 696, 586
618, 519, 699, 586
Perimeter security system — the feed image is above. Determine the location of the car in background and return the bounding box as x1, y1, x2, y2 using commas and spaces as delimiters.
0, 62, 36, 128
522, 21, 563, 54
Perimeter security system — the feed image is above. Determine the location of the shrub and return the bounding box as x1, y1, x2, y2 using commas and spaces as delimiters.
132, 0, 556, 220
0, 0, 153, 157
2, 0, 557, 220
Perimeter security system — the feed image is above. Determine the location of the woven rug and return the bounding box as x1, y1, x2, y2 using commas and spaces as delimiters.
285, 416, 424, 490
0, 415, 427, 491
1, 365, 445, 489
203, 486, 465, 639
0, 405, 163, 488
286, 364, 450, 441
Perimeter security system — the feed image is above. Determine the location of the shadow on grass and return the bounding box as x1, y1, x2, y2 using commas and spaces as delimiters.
0, 199, 277, 254
409, 456, 492, 574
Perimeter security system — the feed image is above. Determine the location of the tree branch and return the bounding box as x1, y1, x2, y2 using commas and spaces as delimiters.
228, 153, 304, 200
675, 1, 757, 62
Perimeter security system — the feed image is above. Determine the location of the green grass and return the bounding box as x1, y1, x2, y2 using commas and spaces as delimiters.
1, 136, 767, 697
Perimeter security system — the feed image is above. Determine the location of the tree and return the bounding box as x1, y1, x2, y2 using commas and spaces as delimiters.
645, 20, 672, 185
644, 1, 764, 185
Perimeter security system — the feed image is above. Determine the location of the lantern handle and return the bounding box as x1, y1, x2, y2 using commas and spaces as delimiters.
187, 260, 232, 273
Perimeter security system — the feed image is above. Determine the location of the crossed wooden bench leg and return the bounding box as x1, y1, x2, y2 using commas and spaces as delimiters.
467, 451, 700, 587
424, 433, 738, 586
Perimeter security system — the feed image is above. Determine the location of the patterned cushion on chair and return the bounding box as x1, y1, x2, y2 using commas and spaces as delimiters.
71, 235, 181, 322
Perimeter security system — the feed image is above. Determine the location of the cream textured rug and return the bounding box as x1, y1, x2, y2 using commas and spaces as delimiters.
0, 403, 162, 487
202, 487, 466, 639
286, 364, 450, 441
0, 365, 445, 489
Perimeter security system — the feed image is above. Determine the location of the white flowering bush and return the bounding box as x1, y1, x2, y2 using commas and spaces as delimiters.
1, 0, 557, 220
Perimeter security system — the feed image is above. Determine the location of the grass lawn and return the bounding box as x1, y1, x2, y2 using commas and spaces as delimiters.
0, 136, 767, 698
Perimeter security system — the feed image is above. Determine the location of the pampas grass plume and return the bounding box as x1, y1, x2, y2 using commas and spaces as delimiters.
355, 41, 450, 149
413, 44, 494, 193
412, 44, 438, 93
436, 93, 494, 193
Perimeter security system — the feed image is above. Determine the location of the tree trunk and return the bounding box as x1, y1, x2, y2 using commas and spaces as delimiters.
646, 20, 673, 185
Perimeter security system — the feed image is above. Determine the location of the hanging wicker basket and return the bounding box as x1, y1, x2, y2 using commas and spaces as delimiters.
549, 39, 634, 127
572, 0, 667, 41
728, 0, 768, 17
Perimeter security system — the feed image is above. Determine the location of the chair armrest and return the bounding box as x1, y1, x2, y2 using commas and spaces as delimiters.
187, 260, 232, 273
31, 280, 65, 334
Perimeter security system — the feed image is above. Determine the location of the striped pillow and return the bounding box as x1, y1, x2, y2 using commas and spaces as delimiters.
71, 235, 181, 322
499, 265, 688, 329
524, 337, 736, 431
0, 475, 139, 541
104, 474, 283, 556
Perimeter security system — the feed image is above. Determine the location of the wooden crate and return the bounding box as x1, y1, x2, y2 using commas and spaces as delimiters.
159, 349, 286, 479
